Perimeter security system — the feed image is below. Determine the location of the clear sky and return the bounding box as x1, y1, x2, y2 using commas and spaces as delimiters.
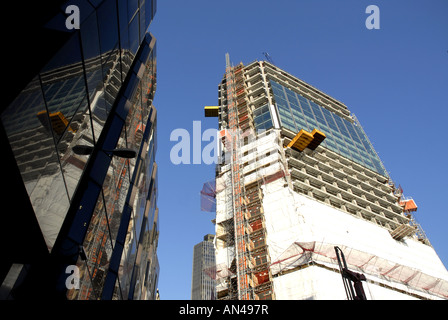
150, 0, 448, 300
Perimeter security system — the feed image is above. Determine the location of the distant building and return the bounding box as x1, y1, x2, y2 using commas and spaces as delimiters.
191, 234, 217, 300
0, 0, 159, 300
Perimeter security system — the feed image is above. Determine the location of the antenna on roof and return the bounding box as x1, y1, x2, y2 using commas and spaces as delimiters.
262, 52, 275, 64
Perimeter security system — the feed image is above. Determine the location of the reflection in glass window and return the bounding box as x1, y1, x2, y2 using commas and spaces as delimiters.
1, 76, 71, 251
76, 192, 112, 300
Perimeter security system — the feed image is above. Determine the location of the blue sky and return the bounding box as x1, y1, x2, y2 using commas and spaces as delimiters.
150, 0, 448, 300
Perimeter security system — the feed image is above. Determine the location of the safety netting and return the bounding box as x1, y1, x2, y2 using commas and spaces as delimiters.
203, 263, 234, 280
270, 241, 448, 299
200, 180, 217, 212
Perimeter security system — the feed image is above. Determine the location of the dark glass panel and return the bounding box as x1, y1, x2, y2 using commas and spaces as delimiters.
40, 33, 88, 148
97, 0, 119, 55
102, 115, 125, 152
128, 13, 140, 55
41, 32, 83, 73
81, 9, 107, 143
97, 0, 122, 115
128, 0, 139, 20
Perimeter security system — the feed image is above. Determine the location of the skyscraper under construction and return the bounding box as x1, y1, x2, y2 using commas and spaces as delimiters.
203, 56, 448, 300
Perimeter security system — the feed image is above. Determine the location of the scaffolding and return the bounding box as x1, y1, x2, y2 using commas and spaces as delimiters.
400, 196, 430, 245
388, 179, 429, 245
210, 56, 291, 300
225, 53, 253, 300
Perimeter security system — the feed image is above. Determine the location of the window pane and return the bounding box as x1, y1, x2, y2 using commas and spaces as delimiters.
58, 95, 96, 200
128, 12, 140, 55
97, 0, 119, 55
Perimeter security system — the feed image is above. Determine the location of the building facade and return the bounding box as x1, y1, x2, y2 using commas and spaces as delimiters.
0, 0, 159, 300
210, 57, 448, 300
191, 234, 217, 300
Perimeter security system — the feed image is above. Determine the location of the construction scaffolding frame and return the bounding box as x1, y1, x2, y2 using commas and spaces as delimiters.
210, 57, 286, 300
225, 53, 253, 300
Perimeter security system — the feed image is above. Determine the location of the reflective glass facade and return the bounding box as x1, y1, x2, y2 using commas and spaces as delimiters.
1, 0, 158, 300
270, 80, 387, 177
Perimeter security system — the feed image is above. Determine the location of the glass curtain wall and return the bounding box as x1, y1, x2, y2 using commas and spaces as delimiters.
0, 0, 158, 300
269, 80, 387, 177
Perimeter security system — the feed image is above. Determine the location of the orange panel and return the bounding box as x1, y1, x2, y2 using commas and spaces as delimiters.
287, 129, 314, 151
404, 199, 418, 212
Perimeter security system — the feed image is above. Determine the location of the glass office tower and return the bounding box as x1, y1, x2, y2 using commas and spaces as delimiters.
191, 234, 217, 300
0, 0, 159, 300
